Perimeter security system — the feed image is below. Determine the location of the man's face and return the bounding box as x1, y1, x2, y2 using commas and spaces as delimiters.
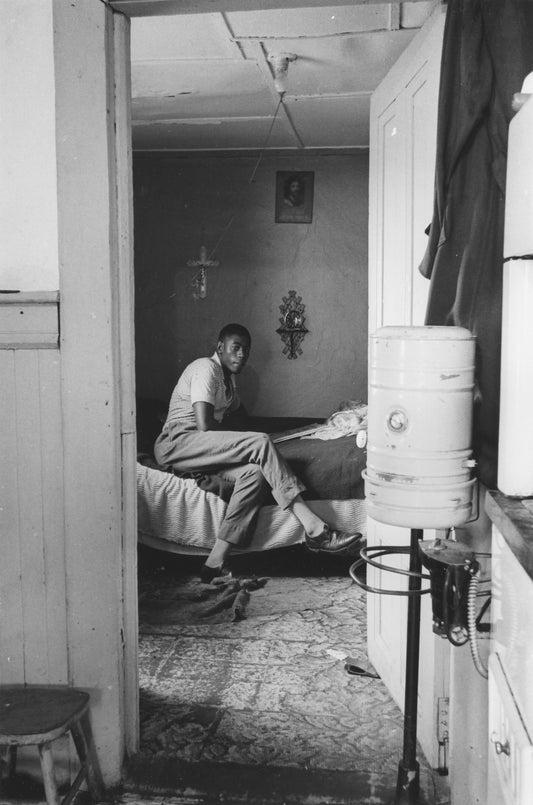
217, 334, 250, 374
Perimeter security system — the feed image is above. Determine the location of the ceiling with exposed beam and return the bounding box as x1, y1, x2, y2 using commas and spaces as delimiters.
109, 0, 438, 151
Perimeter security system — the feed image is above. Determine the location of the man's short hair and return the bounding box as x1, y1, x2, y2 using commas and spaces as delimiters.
218, 323, 251, 344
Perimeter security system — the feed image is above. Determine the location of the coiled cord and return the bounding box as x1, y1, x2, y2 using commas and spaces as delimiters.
467, 569, 488, 678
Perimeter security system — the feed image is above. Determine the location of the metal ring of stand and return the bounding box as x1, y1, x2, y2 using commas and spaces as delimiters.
349, 545, 431, 597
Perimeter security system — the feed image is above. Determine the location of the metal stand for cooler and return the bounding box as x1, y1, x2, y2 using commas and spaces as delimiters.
355, 325, 476, 802
350, 530, 430, 804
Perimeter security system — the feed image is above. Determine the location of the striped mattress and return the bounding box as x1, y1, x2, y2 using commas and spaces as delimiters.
137, 462, 366, 556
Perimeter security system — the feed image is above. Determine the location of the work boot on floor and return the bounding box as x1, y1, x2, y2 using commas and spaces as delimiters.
305, 526, 364, 554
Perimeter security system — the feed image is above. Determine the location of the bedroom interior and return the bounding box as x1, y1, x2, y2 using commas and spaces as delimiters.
105, 2, 439, 804
127, 2, 447, 804
125, 1, 533, 802
127, 4, 416, 801
3, 2, 533, 805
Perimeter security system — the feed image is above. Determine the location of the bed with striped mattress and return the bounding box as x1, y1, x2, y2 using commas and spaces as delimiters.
136, 405, 367, 555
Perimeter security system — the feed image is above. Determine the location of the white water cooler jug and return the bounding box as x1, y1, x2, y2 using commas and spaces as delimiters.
363, 326, 476, 529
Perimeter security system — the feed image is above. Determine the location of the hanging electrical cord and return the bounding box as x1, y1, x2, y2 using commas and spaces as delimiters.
186, 49, 294, 296
205, 95, 284, 263
248, 95, 283, 186
188, 95, 283, 299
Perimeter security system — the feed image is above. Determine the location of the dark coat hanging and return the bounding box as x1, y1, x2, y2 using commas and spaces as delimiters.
420, 0, 533, 489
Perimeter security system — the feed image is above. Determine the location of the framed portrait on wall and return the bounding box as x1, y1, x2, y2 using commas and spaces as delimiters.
275, 171, 314, 223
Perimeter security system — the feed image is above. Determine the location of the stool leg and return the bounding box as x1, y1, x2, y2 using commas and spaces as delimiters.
7, 745, 17, 780
0, 746, 16, 798
38, 742, 61, 805
70, 714, 103, 801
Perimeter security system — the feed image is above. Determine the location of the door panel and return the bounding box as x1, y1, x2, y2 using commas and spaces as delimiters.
367, 6, 446, 767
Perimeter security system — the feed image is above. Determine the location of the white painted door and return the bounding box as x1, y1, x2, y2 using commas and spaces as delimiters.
367, 6, 448, 767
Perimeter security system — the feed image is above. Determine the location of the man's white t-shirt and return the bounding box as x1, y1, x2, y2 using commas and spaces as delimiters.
164, 352, 240, 429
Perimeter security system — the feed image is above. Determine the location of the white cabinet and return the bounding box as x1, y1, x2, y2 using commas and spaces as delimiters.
367, 5, 446, 767
489, 527, 533, 805
488, 654, 533, 805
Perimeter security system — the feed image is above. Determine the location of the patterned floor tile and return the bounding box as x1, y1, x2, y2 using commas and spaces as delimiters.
197, 708, 403, 774
136, 567, 446, 804
154, 634, 274, 666
138, 689, 222, 759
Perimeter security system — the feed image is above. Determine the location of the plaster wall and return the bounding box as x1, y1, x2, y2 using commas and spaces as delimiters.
134, 152, 368, 418
0, 0, 59, 291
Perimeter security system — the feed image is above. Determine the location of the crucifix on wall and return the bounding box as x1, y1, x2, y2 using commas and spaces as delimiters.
187, 245, 219, 300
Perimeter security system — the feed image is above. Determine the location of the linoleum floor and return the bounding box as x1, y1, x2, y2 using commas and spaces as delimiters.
122, 546, 449, 805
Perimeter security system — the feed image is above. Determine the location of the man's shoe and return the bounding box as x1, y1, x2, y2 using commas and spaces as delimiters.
199, 563, 232, 584
305, 526, 364, 554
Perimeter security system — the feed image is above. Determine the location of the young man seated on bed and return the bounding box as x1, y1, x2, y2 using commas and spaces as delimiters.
154, 323, 363, 582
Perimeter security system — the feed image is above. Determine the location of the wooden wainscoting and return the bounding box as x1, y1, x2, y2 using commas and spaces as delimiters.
0, 292, 68, 684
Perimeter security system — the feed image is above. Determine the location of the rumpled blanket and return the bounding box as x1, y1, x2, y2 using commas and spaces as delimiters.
303, 401, 368, 441
200, 575, 270, 621
140, 574, 270, 624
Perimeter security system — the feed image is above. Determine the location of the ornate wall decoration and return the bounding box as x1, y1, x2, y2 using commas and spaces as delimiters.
276, 290, 309, 359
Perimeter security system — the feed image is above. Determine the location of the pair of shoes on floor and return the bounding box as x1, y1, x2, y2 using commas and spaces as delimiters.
199, 563, 233, 584
305, 526, 364, 555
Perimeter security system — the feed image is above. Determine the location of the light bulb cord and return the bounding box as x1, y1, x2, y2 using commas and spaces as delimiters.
206, 95, 283, 261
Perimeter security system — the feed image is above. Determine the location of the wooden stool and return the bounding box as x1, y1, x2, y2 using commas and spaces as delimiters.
0, 685, 103, 805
